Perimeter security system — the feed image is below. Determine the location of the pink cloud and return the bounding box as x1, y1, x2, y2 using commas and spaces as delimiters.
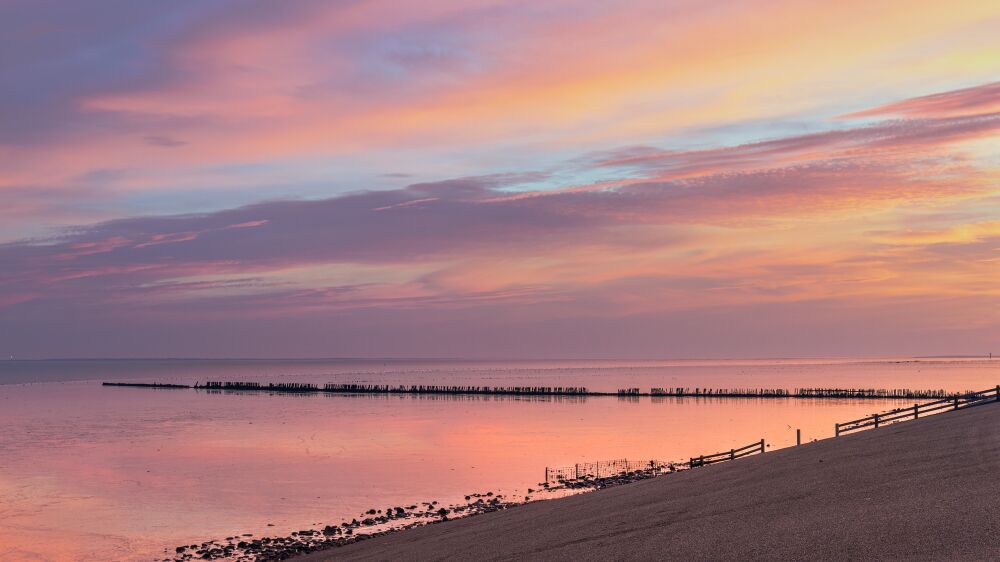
1, 81, 999, 356
223, 220, 270, 229
844, 81, 1000, 118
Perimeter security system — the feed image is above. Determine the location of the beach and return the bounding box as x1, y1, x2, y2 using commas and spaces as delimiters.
298, 400, 1000, 561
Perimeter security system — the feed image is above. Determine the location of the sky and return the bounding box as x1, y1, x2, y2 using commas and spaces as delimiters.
1, 0, 998, 359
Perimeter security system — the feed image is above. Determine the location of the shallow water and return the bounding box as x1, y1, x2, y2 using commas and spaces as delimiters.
1, 357, 998, 561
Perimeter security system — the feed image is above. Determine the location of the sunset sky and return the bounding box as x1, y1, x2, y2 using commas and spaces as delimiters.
2, 0, 998, 358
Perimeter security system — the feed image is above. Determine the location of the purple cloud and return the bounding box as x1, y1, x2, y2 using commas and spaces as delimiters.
1, 81, 998, 358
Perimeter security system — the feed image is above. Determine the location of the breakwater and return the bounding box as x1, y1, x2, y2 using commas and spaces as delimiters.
102, 381, 958, 400
201, 381, 593, 395
649, 387, 953, 399
102, 382, 191, 389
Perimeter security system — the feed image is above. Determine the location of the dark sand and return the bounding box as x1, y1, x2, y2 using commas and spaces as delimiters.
299, 403, 1000, 561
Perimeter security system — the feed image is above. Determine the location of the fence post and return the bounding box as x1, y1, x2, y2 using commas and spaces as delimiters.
730, 448, 735, 460
874, 413, 879, 429
954, 397, 959, 410
914, 403, 918, 419
835, 423, 840, 437
796, 429, 801, 446
996, 385, 999, 402
759, 438, 765, 453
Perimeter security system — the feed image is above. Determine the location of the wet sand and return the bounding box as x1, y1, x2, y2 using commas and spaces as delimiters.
298, 402, 1000, 561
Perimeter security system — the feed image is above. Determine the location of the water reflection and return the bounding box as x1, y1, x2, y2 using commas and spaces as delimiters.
1, 358, 998, 561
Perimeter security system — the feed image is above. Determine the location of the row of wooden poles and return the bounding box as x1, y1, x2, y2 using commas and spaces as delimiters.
193, 382, 956, 399
198, 382, 593, 395
644, 387, 954, 398
105, 381, 961, 400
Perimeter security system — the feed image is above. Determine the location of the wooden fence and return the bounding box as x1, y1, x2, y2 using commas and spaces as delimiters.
544, 459, 672, 483
689, 439, 765, 468
835, 385, 1000, 436
544, 439, 765, 482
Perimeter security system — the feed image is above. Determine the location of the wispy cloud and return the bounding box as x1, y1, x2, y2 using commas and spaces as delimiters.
845, 81, 1000, 118
1, 1, 998, 357
2, 81, 998, 357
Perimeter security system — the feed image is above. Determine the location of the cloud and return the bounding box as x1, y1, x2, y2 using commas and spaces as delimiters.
844, 81, 1000, 119
3, 0, 998, 217
591, 111, 1000, 177
2, 87, 996, 328
144, 135, 188, 148
2, 21, 1000, 357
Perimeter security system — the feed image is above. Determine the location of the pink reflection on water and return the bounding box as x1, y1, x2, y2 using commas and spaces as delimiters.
1, 358, 998, 560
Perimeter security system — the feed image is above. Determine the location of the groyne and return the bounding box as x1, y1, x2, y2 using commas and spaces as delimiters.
102, 380, 960, 400
101, 382, 191, 389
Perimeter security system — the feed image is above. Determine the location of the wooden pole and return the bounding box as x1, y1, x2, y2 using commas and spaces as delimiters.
759, 438, 765, 453
835, 422, 840, 437
954, 397, 959, 410
730, 448, 735, 460
874, 413, 879, 429
796, 429, 801, 445
914, 403, 918, 419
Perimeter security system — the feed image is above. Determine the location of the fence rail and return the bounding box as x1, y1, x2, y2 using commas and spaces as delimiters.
689, 439, 765, 468
836, 385, 1000, 436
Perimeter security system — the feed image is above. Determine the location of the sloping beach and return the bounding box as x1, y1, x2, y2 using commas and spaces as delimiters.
299, 402, 1000, 561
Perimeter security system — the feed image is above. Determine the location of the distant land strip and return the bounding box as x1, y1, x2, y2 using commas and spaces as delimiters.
102, 381, 963, 399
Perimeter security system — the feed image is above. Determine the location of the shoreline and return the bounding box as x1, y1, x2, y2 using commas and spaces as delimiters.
163, 390, 1000, 561
165, 463, 685, 561
291, 401, 1000, 561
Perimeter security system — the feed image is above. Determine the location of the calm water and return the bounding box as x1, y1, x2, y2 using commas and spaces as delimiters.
1, 358, 998, 561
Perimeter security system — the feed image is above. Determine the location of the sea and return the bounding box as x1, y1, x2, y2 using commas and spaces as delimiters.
1, 357, 998, 561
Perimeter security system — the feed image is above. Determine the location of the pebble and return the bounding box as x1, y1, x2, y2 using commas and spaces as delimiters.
167, 465, 679, 561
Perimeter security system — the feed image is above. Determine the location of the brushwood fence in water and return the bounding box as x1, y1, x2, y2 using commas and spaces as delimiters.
201, 381, 319, 392
321, 384, 590, 395
106, 381, 959, 400
835, 385, 1000, 436
544, 459, 674, 483
649, 387, 951, 399
102, 382, 190, 389
195, 382, 591, 395
544, 439, 766, 483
